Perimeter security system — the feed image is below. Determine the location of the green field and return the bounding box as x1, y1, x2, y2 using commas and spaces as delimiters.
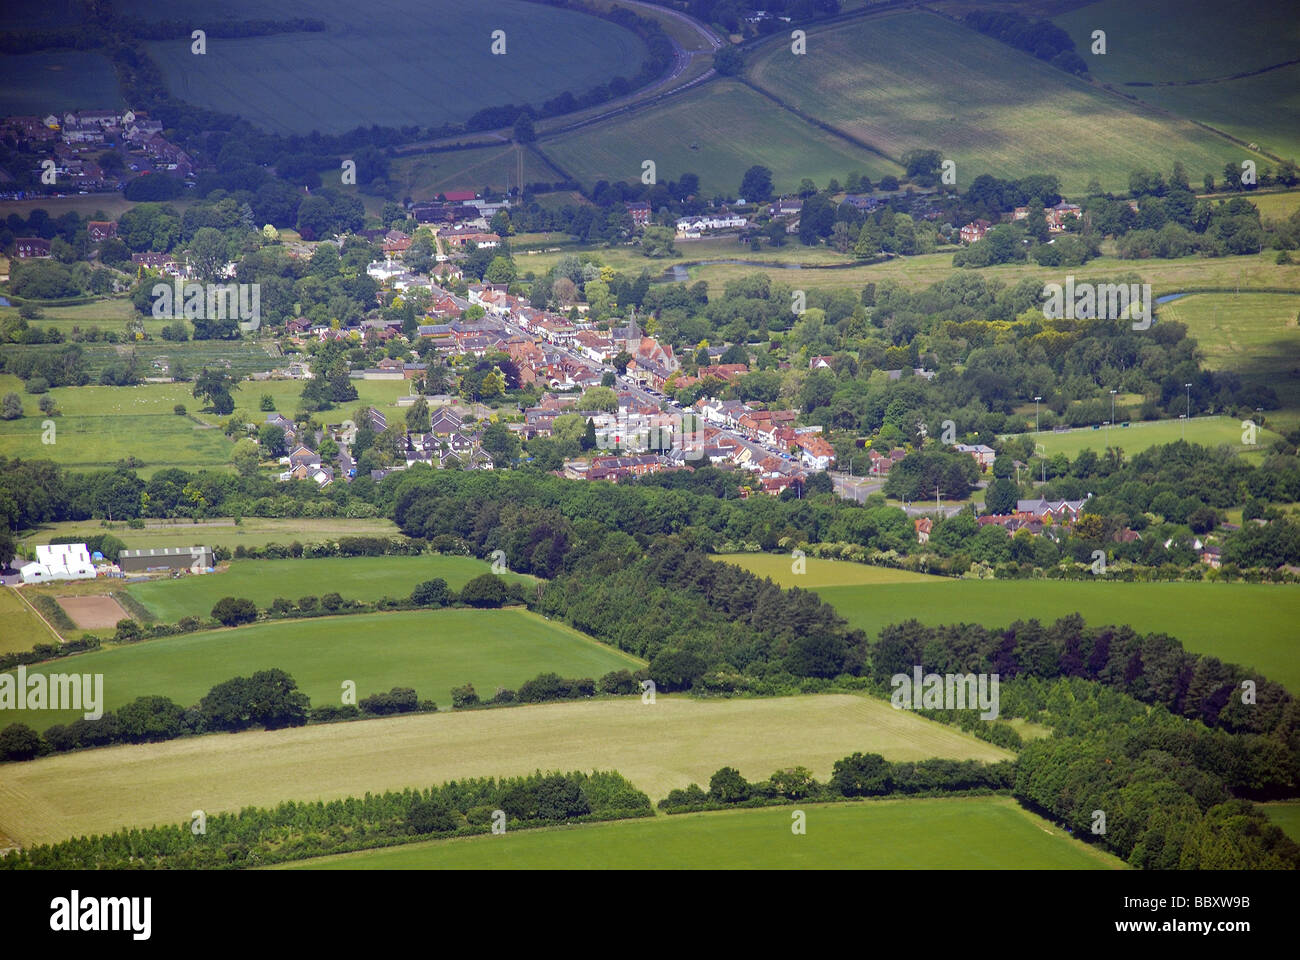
126, 554, 531, 621
683, 250, 1300, 298
817, 580, 1300, 694
0, 51, 122, 116
1000, 416, 1282, 460
541, 79, 903, 197
279, 797, 1122, 870
1, 607, 639, 731
0, 588, 58, 654
1055, 0, 1300, 160
230, 377, 411, 427
24, 517, 401, 552
388, 145, 560, 202
1159, 293, 1300, 425
0, 693, 1008, 845
710, 554, 1300, 691
1262, 802, 1300, 843
715, 553, 943, 587
1250, 191, 1300, 222
0, 375, 237, 474
115, 0, 647, 135
745, 10, 1262, 193
2, 298, 166, 336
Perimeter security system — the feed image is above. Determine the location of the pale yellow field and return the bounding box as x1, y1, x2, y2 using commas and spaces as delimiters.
0, 694, 1010, 846
713, 553, 944, 588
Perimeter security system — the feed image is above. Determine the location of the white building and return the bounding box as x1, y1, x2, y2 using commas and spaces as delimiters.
20, 543, 96, 583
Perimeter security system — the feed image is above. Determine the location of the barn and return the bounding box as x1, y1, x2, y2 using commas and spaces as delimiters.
118, 546, 214, 574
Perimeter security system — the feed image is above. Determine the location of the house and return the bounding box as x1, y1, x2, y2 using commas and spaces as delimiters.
867, 449, 894, 476
1016, 496, 1089, 523
118, 546, 214, 574
288, 445, 322, 470
914, 517, 932, 544
14, 237, 51, 259
87, 220, 117, 242
959, 220, 992, 243
429, 408, 464, 435
953, 443, 995, 472
442, 190, 477, 203
768, 198, 803, 218
1200, 546, 1223, 569
626, 201, 651, 227
809, 355, 835, 370
793, 433, 836, 470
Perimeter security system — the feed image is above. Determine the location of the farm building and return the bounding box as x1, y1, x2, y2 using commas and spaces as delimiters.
20, 543, 96, 583
118, 546, 215, 574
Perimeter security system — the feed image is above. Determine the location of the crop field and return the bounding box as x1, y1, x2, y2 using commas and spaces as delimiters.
682, 250, 1300, 298
816, 581, 1300, 694
0, 375, 236, 475
281, 797, 1122, 870
1054, 0, 1300, 160
0, 588, 58, 654
0, 51, 122, 116
25, 517, 401, 552
541, 79, 903, 198
0, 693, 1009, 845
387, 146, 560, 201
714, 553, 943, 587
116, 0, 648, 136
2, 607, 640, 731
126, 554, 533, 622
744, 11, 1261, 194
1158, 293, 1300, 425
999, 416, 1283, 460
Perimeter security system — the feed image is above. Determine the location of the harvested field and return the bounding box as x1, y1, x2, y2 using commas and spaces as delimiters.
55, 594, 129, 630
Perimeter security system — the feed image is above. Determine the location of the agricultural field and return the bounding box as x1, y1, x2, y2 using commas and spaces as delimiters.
818, 581, 1300, 694
715, 553, 942, 587
386, 145, 561, 203
126, 554, 533, 622
999, 416, 1283, 461
231, 376, 412, 427
116, 0, 649, 136
0, 588, 58, 654
711, 554, 1300, 691
0, 375, 236, 475
24, 517, 401, 552
0, 195, 143, 221
1054, 0, 1300, 160
541, 79, 902, 198
1, 298, 144, 333
1158, 293, 1300, 427
744, 11, 1263, 194
3, 607, 639, 731
0, 51, 122, 116
683, 249, 1300, 298
280, 797, 1122, 870
0, 693, 1010, 845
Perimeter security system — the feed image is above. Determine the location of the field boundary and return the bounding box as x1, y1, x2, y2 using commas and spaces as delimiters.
11, 588, 65, 645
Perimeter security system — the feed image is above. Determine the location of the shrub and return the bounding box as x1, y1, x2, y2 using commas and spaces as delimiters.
410, 577, 451, 607
24, 377, 49, 394
408, 797, 459, 835
458, 573, 508, 607
173, 403, 187, 416
113, 618, 142, 642
599, 670, 639, 695
0, 722, 47, 761
359, 687, 419, 715
450, 683, 479, 709
211, 596, 257, 627
320, 592, 343, 611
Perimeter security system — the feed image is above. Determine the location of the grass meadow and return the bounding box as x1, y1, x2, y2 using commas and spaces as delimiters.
125, 554, 532, 621
744, 11, 1264, 194
117, 0, 648, 135
279, 796, 1122, 870
1262, 802, 1300, 843
710, 555, 1300, 691
541, 79, 903, 198
682, 250, 1300, 298
998, 416, 1283, 460
1158, 293, 1300, 428
1, 607, 638, 731
0, 693, 1009, 845
714, 553, 942, 587
0, 588, 59, 654
1054, 0, 1300, 160
25, 517, 401, 552
387, 146, 559, 203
